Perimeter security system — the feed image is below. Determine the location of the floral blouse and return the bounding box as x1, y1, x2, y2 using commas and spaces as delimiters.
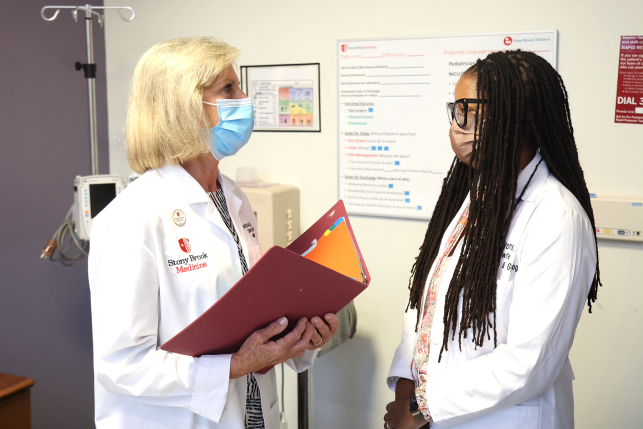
412, 204, 470, 421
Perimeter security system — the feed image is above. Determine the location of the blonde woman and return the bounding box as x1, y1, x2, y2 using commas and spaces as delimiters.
89, 37, 339, 429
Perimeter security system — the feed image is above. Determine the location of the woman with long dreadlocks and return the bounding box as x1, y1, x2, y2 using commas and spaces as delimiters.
383, 50, 600, 429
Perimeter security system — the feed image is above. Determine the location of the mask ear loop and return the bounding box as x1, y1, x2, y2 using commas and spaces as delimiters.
202, 101, 222, 131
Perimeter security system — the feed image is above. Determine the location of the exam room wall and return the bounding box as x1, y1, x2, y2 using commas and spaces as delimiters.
0, 1, 109, 428
103, 0, 642, 428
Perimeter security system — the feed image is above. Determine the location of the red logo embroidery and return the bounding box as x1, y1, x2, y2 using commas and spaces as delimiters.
178, 238, 192, 254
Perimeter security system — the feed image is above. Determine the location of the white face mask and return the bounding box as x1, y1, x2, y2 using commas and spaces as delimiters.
449, 117, 478, 165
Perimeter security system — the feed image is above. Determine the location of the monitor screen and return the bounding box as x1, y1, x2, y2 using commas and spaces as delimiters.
89, 183, 117, 218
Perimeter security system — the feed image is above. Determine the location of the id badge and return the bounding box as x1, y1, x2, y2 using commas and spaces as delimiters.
249, 244, 263, 267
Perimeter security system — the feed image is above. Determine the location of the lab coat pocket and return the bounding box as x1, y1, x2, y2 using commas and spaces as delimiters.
460, 326, 495, 353
455, 295, 495, 354
460, 278, 511, 353
439, 405, 542, 429
493, 405, 542, 429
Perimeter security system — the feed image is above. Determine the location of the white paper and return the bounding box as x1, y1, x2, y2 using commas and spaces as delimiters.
337, 31, 557, 220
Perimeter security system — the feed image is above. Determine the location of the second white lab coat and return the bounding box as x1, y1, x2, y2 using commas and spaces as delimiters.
89, 164, 316, 429
388, 152, 597, 428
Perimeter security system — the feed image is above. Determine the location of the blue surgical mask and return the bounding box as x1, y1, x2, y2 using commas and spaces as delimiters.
202, 98, 254, 160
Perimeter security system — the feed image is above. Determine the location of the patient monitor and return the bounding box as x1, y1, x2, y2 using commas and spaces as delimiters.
73, 175, 124, 240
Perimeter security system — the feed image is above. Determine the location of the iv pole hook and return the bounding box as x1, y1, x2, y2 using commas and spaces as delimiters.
40, 4, 135, 175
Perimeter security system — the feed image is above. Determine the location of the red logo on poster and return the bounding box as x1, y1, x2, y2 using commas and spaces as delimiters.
178, 238, 192, 254
504, 37, 513, 46
341, 44, 348, 52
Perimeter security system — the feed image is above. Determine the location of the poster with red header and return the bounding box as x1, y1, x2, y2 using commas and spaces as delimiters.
615, 36, 643, 124
337, 31, 557, 220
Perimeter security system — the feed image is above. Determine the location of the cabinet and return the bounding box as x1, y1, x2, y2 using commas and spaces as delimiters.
0, 373, 34, 429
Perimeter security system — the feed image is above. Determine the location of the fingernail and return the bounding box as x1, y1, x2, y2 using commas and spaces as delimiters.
279, 317, 287, 325
313, 317, 320, 323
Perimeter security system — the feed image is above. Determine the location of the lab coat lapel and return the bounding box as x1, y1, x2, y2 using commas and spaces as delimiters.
156, 164, 211, 239
215, 171, 245, 239
205, 198, 234, 238
212, 171, 255, 273
515, 151, 548, 203
224, 182, 244, 219
497, 152, 550, 282
158, 164, 245, 265
202, 170, 243, 241
435, 151, 547, 260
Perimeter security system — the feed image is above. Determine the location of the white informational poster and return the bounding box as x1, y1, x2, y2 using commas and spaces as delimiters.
241, 64, 321, 132
337, 31, 557, 220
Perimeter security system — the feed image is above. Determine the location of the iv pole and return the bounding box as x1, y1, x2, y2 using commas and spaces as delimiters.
41, 4, 135, 175
298, 370, 311, 429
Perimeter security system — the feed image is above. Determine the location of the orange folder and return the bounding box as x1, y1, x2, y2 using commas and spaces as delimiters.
160, 200, 370, 373
303, 218, 364, 282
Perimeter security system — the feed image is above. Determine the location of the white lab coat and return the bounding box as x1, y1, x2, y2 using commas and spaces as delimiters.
388, 152, 597, 429
89, 163, 316, 429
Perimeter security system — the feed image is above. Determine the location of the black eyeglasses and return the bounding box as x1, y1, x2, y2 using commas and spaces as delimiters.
446, 98, 487, 129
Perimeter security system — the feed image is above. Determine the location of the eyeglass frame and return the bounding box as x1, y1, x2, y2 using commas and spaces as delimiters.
446, 98, 488, 129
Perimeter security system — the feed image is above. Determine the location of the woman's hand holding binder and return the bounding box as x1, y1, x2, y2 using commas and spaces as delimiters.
306, 313, 340, 351
229, 317, 314, 378
161, 201, 368, 376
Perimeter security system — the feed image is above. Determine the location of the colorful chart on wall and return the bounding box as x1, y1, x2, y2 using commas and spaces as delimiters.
241, 63, 321, 132
337, 31, 557, 220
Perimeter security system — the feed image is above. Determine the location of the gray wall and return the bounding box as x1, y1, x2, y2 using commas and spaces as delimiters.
0, 1, 109, 427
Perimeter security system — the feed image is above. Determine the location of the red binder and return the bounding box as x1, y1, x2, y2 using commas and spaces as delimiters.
160, 200, 370, 373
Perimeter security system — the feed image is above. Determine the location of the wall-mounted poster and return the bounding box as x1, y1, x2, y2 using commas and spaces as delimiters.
614, 36, 643, 124
337, 31, 557, 220
241, 63, 321, 132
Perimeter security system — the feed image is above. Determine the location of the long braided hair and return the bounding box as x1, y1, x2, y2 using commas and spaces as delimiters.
407, 50, 601, 361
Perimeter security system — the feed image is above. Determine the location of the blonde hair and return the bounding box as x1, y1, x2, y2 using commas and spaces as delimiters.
126, 37, 240, 173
